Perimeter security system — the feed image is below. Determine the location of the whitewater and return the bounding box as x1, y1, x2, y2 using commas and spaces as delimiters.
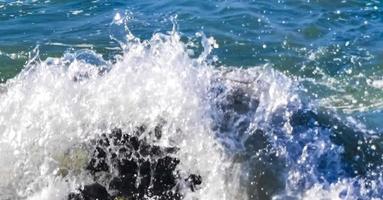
0, 16, 382, 200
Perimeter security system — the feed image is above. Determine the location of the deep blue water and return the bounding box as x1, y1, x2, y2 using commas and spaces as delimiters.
1, 0, 383, 199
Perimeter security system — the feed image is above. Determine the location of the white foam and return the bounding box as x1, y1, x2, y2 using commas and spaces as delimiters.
3, 24, 372, 200
0, 30, 264, 199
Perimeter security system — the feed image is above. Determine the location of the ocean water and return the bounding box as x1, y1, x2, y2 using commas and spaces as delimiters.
0, 0, 383, 200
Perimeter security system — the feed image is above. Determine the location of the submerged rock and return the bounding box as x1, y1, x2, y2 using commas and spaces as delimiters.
68, 126, 201, 200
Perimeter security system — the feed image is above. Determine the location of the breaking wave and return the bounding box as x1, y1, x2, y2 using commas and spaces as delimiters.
0, 17, 382, 200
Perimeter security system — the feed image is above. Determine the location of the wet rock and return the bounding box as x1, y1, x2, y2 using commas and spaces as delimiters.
290, 109, 383, 176
68, 183, 109, 200
244, 129, 268, 154
68, 126, 202, 200
186, 174, 202, 192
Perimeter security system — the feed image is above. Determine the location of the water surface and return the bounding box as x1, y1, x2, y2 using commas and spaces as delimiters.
1, 1, 383, 199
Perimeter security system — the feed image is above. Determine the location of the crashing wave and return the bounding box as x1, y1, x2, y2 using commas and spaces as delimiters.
0, 23, 382, 200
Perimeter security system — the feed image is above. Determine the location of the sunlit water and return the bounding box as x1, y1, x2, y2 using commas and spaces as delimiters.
1, 1, 383, 200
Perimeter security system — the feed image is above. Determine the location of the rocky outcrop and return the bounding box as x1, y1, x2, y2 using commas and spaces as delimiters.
68, 126, 201, 200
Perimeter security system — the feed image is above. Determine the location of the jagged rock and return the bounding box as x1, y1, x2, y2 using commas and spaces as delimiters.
68, 126, 201, 200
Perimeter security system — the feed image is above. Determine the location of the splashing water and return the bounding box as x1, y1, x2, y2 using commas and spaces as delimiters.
1, 14, 383, 200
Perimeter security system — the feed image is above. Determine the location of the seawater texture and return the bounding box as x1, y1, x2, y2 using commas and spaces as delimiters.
1, 12, 383, 200
0, 30, 233, 199
0, 28, 381, 200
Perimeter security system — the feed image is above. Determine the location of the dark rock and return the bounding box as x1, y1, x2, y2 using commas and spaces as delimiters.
68, 183, 110, 200
186, 174, 202, 192
68, 126, 202, 200
82, 183, 110, 200
152, 156, 179, 194
86, 146, 109, 173
244, 129, 268, 154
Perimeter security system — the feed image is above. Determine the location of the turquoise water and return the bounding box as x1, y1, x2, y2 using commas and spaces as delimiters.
1, 0, 383, 129
1, 0, 383, 199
